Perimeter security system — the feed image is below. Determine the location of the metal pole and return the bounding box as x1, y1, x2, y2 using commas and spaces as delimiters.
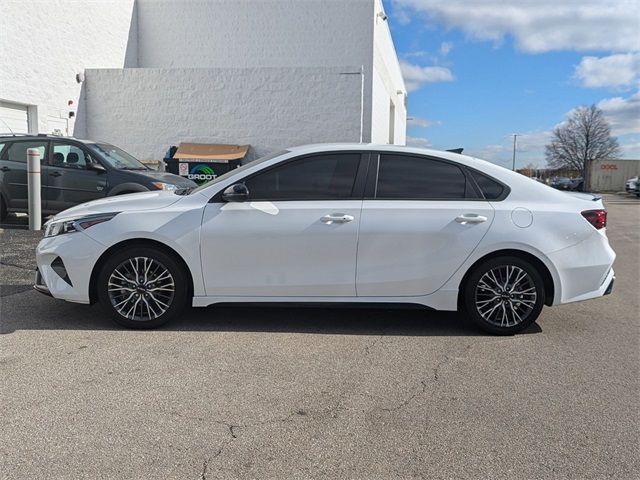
27, 148, 41, 231
512, 134, 519, 171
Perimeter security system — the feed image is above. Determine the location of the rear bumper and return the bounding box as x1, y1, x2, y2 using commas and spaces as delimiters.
547, 230, 616, 305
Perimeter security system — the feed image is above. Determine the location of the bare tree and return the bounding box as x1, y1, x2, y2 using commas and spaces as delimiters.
545, 104, 620, 190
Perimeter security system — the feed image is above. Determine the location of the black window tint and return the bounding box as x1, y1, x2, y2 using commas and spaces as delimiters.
376, 154, 467, 199
469, 170, 504, 200
4, 141, 47, 163
244, 154, 360, 200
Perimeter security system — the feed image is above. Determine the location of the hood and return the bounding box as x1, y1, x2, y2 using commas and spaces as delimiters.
126, 170, 197, 187
50, 191, 183, 221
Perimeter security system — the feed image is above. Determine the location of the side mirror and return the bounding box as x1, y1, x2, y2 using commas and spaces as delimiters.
90, 162, 107, 173
221, 183, 249, 202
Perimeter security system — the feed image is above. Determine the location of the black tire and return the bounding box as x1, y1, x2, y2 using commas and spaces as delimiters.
97, 246, 189, 328
462, 256, 545, 335
0, 196, 7, 221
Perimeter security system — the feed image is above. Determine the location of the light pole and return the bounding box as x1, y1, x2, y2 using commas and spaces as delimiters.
512, 134, 520, 171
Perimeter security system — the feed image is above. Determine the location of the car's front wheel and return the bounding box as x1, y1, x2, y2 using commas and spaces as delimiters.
463, 256, 545, 335
97, 246, 189, 328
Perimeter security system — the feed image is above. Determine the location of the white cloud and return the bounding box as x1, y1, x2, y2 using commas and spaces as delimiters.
406, 136, 432, 148
575, 53, 640, 89
597, 91, 640, 136
400, 60, 455, 92
439, 41, 453, 56
394, 0, 639, 53
407, 116, 442, 128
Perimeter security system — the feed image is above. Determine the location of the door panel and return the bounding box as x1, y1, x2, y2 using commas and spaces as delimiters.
0, 141, 48, 211
47, 142, 107, 212
200, 200, 362, 296
356, 200, 494, 296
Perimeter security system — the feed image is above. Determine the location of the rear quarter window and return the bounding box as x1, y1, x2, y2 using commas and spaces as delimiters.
469, 170, 506, 200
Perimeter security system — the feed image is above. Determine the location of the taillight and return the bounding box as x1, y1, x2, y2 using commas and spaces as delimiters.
581, 209, 607, 229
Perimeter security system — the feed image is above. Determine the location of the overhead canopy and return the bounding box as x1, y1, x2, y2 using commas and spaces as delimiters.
174, 143, 250, 162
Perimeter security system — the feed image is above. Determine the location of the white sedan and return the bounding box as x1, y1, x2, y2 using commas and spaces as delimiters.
35, 144, 616, 334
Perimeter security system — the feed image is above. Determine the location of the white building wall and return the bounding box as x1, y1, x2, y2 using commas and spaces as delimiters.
134, 0, 375, 141
0, 0, 137, 134
371, 0, 407, 144
78, 67, 364, 161
1, 0, 405, 149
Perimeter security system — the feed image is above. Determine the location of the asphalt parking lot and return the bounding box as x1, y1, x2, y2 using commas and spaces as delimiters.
1, 194, 638, 479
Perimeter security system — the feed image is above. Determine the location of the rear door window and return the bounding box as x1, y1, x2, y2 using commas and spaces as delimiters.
2, 141, 48, 163
376, 154, 468, 199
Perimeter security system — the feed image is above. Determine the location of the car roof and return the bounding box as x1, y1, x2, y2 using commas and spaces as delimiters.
286, 142, 505, 175
0, 134, 97, 144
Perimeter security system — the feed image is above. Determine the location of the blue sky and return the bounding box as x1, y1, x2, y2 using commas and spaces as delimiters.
383, 0, 640, 168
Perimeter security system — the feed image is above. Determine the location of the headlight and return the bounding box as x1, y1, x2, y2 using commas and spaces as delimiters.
152, 182, 178, 191
44, 212, 120, 238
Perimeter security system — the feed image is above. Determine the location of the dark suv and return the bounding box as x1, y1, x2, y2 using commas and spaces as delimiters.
0, 135, 196, 220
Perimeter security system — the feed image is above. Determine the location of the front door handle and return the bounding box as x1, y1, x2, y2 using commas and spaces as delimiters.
455, 214, 488, 224
50, 171, 62, 177
321, 213, 355, 224
0, 166, 9, 172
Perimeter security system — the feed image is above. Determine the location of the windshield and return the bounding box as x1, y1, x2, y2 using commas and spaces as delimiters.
189, 149, 290, 194
91, 143, 149, 170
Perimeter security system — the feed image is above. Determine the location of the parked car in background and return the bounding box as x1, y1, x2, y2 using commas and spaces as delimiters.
0, 134, 196, 220
626, 176, 638, 194
634, 180, 640, 197
35, 144, 616, 335
568, 177, 584, 192
550, 177, 573, 190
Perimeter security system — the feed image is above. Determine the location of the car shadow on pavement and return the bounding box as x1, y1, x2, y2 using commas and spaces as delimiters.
0, 290, 542, 336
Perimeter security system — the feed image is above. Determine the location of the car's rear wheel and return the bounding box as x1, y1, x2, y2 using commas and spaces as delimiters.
97, 246, 188, 328
463, 256, 545, 335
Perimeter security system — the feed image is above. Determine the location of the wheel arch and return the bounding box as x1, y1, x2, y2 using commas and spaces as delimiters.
89, 238, 194, 304
458, 249, 555, 307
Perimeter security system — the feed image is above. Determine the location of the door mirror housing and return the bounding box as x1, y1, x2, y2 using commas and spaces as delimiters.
222, 183, 249, 202
90, 162, 107, 173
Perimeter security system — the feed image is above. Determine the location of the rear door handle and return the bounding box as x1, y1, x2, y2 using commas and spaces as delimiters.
0, 166, 9, 172
455, 214, 488, 224
50, 171, 62, 177
321, 213, 355, 224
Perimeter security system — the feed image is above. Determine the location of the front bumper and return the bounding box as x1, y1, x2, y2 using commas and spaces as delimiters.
35, 231, 106, 304
34, 268, 52, 296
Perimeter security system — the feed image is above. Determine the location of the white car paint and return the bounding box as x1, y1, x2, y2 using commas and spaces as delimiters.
36, 144, 615, 318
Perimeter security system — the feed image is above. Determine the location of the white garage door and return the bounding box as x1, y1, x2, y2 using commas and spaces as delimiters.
0, 101, 30, 134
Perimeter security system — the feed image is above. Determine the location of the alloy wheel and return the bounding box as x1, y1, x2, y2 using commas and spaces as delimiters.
107, 256, 175, 321
474, 265, 537, 328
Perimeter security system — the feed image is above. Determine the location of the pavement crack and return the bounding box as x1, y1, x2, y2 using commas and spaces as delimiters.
379, 380, 428, 412
377, 342, 479, 413
433, 342, 475, 382
0, 259, 33, 271
364, 330, 386, 356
